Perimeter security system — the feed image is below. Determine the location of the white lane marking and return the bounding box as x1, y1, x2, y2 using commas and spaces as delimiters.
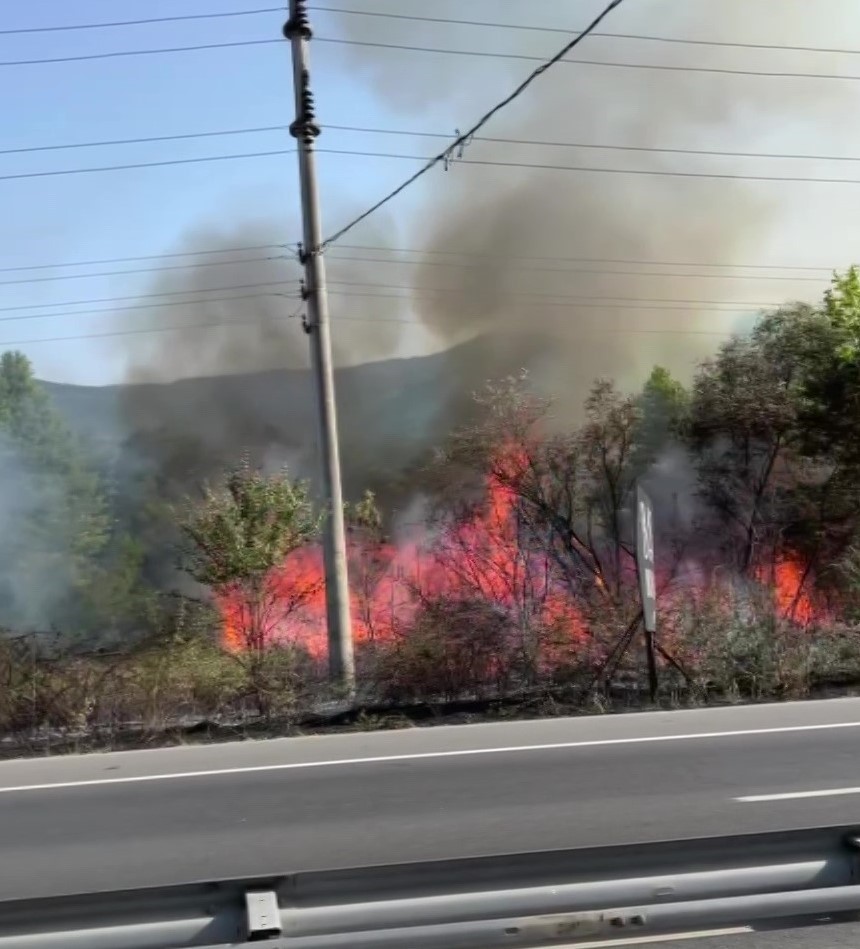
737, 785, 860, 803
1, 720, 859, 794
531, 927, 751, 948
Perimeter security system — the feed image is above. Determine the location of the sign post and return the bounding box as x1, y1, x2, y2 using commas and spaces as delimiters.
635, 484, 659, 701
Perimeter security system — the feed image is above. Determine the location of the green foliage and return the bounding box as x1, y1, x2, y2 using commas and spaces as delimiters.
687, 305, 842, 574
824, 266, 860, 361
580, 379, 643, 510
179, 457, 322, 653
794, 274, 860, 475
345, 489, 383, 534
671, 586, 860, 702
76, 536, 159, 646
636, 366, 689, 457
371, 598, 512, 703
643, 365, 688, 408
14, 266, 860, 742
180, 456, 319, 590
0, 351, 68, 453
240, 643, 318, 720
0, 352, 112, 632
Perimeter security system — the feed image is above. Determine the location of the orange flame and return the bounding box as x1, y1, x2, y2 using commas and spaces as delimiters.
219, 450, 826, 656
770, 559, 816, 624
219, 450, 586, 655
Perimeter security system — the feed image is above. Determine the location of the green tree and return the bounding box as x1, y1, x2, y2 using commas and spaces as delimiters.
800, 270, 860, 471
344, 490, 392, 642
440, 373, 644, 613
578, 379, 644, 598
687, 287, 860, 590
179, 457, 321, 653
687, 320, 806, 574
636, 365, 689, 458
824, 265, 860, 360
77, 536, 158, 646
0, 352, 110, 632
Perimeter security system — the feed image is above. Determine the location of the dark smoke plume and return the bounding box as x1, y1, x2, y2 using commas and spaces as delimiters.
113, 0, 847, 498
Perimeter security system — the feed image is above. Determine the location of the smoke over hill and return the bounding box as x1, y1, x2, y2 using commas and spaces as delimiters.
49, 334, 563, 507
105, 0, 846, 495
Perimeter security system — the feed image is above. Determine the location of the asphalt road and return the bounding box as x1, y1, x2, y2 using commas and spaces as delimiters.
1, 698, 860, 902
561, 920, 860, 948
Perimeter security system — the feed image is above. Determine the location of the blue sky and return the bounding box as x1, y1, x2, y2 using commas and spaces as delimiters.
0, 1, 426, 383
3, 1, 860, 386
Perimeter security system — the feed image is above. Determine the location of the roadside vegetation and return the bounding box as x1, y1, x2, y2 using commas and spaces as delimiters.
4, 270, 860, 755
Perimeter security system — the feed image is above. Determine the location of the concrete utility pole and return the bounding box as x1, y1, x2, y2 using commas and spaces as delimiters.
284, 0, 354, 688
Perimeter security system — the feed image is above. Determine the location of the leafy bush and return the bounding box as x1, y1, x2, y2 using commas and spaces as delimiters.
368, 597, 514, 703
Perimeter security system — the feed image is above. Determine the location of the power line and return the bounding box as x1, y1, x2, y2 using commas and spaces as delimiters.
324, 280, 782, 305
3, 245, 841, 281
0, 292, 292, 325
0, 317, 298, 346
0, 245, 286, 274
5, 4, 852, 63
320, 0, 628, 248
316, 147, 860, 188
0, 255, 291, 288
595, 34, 860, 57
0, 149, 295, 181
5, 29, 860, 79
0, 8, 282, 35
1, 242, 842, 276
0, 125, 290, 157
324, 255, 831, 282
315, 37, 860, 84
330, 315, 737, 335
7, 286, 770, 326
333, 245, 841, 273
0, 38, 280, 67
0, 281, 300, 315
326, 124, 860, 165
324, 288, 771, 314
9, 143, 860, 188
311, 6, 597, 36
0, 253, 838, 295
10, 120, 860, 166
311, 7, 860, 56
0, 318, 739, 347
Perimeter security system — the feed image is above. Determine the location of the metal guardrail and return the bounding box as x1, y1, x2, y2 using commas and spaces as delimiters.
2, 824, 860, 948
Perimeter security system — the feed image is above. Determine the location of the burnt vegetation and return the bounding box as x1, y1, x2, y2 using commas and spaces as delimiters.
4, 270, 860, 753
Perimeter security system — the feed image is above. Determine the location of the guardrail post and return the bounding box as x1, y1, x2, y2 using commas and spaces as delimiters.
246, 890, 282, 941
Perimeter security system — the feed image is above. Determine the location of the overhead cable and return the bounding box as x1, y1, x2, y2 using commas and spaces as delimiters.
320, 0, 627, 247
0, 318, 738, 347
0, 8, 282, 35
0, 255, 290, 288
315, 37, 860, 84
310, 7, 860, 56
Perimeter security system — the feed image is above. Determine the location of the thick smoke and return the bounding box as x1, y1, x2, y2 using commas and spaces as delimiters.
113, 0, 850, 499
325, 0, 842, 407
0, 434, 81, 632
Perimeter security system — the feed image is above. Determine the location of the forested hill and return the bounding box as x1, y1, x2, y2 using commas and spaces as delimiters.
39, 336, 508, 502
40, 333, 704, 504
39, 331, 682, 503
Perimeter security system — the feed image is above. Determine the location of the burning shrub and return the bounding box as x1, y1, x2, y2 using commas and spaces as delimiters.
116, 635, 246, 728
179, 457, 322, 653
0, 635, 102, 736
234, 642, 320, 721
370, 597, 514, 704
672, 583, 827, 701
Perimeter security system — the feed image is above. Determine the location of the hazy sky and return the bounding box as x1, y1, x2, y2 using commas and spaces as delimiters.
3, 0, 860, 385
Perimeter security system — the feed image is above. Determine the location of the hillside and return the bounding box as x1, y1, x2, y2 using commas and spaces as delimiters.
39, 329, 695, 507
40, 334, 552, 502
